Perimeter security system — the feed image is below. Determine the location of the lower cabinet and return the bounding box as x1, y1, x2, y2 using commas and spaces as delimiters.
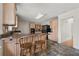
3, 38, 19, 56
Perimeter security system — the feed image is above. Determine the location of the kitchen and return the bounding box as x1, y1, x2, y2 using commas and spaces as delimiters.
0, 3, 53, 56
1, 3, 79, 56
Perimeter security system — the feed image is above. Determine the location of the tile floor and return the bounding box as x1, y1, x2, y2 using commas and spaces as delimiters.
36, 40, 79, 56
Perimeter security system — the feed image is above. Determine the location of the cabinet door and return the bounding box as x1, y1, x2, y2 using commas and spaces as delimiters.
3, 3, 16, 25
30, 23, 35, 28
3, 38, 16, 56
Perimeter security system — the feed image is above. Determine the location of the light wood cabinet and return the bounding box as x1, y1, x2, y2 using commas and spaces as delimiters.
50, 17, 58, 41
3, 38, 16, 56
35, 24, 42, 31
3, 3, 16, 25
30, 23, 35, 29
29, 23, 42, 32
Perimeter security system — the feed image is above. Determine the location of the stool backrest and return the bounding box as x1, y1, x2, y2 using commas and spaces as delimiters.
19, 35, 34, 45
39, 33, 47, 41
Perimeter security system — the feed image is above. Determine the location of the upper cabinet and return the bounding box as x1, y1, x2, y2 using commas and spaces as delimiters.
30, 23, 36, 29
3, 3, 16, 25
29, 23, 42, 32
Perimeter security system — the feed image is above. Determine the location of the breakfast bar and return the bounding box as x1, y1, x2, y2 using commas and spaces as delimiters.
2, 33, 47, 56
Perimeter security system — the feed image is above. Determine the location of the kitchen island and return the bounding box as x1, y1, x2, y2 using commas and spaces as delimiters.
3, 33, 26, 56
2, 33, 47, 56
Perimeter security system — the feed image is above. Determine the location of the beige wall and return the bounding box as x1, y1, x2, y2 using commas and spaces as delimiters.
0, 3, 3, 56
0, 4, 3, 34
17, 18, 30, 34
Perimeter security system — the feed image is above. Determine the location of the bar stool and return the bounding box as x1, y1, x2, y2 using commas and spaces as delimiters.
19, 36, 32, 56
34, 33, 47, 55
39, 33, 47, 52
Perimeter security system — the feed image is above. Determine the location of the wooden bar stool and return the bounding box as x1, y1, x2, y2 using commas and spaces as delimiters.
34, 33, 47, 55
29, 34, 35, 55
40, 33, 47, 52
34, 35, 42, 55
19, 36, 32, 56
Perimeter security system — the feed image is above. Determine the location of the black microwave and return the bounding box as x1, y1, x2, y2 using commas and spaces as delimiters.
30, 28, 35, 34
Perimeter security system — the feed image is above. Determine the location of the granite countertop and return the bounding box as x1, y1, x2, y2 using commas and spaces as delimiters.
2, 32, 46, 41
0, 30, 22, 39
0, 31, 12, 39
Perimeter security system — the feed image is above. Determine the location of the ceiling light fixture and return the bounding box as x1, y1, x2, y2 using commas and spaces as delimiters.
35, 13, 44, 19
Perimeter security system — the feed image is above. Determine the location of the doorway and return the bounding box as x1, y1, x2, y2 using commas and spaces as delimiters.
61, 18, 74, 47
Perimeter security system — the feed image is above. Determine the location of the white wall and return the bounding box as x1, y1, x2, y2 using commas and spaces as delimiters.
58, 8, 79, 49
18, 18, 30, 34
0, 3, 3, 55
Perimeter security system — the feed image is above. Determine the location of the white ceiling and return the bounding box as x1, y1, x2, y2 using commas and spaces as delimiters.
16, 3, 79, 23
